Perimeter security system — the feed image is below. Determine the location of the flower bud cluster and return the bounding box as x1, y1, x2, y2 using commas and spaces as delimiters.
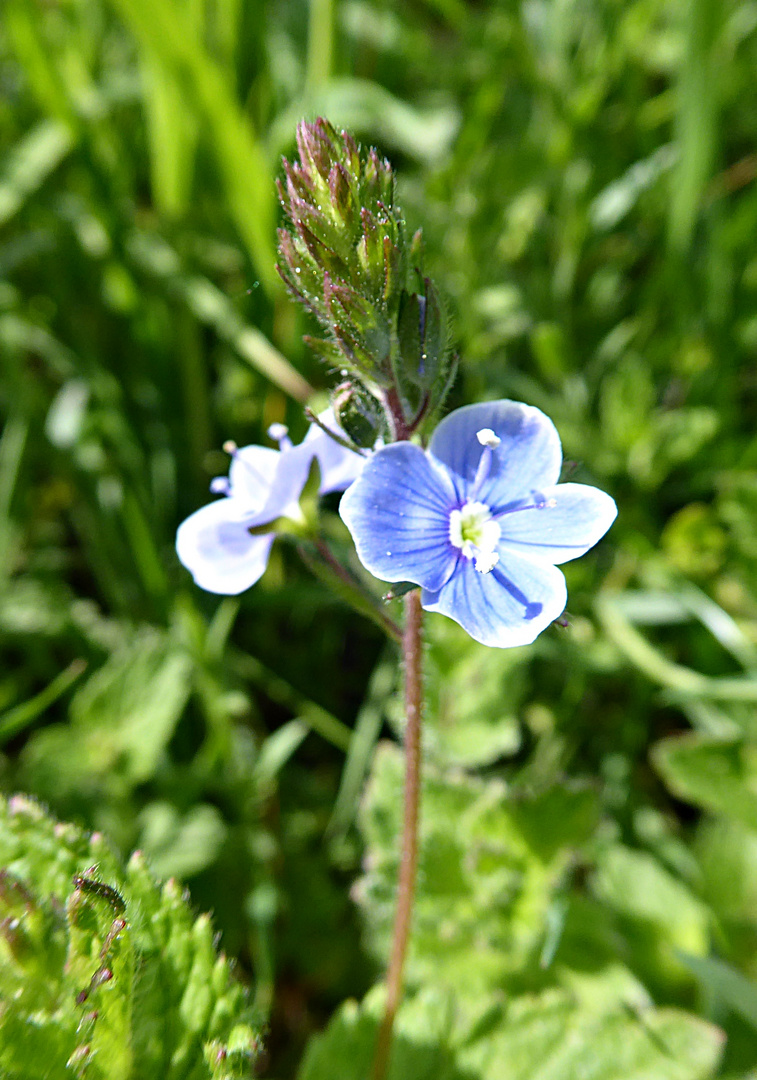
277, 118, 455, 441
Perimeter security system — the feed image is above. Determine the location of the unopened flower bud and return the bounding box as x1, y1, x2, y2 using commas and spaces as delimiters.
331, 381, 385, 449
276, 118, 407, 386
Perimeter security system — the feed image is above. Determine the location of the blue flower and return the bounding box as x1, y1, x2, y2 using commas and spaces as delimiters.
340, 400, 617, 647
177, 411, 365, 595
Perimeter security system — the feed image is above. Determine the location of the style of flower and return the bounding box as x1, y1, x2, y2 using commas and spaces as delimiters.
176, 411, 365, 595
340, 400, 617, 647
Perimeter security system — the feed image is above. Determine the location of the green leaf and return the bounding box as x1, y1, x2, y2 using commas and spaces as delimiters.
591, 844, 711, 956
458, 989, 723, 1080
395, 618, 523, 768
20, 630, 192, 802
678, 953, 757, 1032
70, 629, 192, 782
653, 734, 757, 829
298, 981, 723, 1080
298, 986, 469, 1080
356, 744, 568, 998
0, 795, 261, 1080
138, 802, 228, 880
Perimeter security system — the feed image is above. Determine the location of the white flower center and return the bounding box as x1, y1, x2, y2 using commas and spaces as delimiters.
449, 500, 501, 573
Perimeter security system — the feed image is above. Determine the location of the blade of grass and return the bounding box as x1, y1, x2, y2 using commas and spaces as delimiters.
0, 120, 73, 228
0, 659, 87, 746
107, 0, 277, 289
231, 648, 352, 752
5, 0, 79, 127
128, 230, 312, 402
305, 0, 334, 95
0, 414, 28, 586
668, 0, 723, 251
141, 53, 200, 217
597, 594, 757, 703
327, 651, 395, 838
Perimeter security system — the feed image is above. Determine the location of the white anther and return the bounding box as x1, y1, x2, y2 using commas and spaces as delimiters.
267, 422, 289, 442
474, 550, 500, 574
449, 501, 501, 575
476, 428, 501, 449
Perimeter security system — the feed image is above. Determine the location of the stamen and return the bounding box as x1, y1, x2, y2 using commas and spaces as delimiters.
476, 428, 501, 449
449, 501, 501, 574
470, 448, 492, 498
470, 429, 502, 498
267, 422, 292, 450
473, 550, 500, 574
494, 495, 557, 520
221, 440, 278, 494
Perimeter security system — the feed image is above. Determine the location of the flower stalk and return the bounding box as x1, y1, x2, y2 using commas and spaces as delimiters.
370, 587, 424, 1080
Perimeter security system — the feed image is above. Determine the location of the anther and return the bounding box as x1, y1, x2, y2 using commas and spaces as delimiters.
476, 428, 501, 449
267, 422, 290, 447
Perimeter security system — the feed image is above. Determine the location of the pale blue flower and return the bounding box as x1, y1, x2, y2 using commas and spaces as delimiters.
177, 411, 365, 595
340, 400, 617, 647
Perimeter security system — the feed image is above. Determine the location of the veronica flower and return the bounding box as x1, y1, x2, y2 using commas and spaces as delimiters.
340, 400, 617, 647
177, 411, 365, 595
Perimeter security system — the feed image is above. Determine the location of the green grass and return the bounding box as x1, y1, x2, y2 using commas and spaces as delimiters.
2, 0, 757, 1076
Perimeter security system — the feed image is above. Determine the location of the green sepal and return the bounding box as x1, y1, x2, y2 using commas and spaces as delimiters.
330, 381, 386, 449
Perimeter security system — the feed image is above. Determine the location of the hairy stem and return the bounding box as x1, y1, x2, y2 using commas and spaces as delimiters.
370, 588, 423, 1080
383, 385, 411, 442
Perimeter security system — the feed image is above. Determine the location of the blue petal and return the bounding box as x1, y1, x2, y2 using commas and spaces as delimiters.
176, 499, 274, 594
496, 483, 617, 564
429, 401, 562, 505
304, 408, 368, 494
340, 443, 458, 590
421, 551, 567, 648
249, 442, 313, 525
228, 446, 280, 506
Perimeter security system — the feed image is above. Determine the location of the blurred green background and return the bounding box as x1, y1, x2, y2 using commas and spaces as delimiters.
2, 0, 757, 1075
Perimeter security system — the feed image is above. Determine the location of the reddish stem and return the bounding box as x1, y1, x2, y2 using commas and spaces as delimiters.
370, 588, 423, 1080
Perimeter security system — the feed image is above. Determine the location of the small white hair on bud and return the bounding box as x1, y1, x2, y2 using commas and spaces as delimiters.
476, 428, 501, 448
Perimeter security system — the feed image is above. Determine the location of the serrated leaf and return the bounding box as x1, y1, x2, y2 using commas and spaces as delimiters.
298, 981, 722, 1080
458, 990, 723, 1080
356, 744, 567, 998
0, 796, 260, 1079
298, 987, 466, 1080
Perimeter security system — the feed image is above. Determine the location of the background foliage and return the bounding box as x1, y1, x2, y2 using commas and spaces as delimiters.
1, 0, 757, 1076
